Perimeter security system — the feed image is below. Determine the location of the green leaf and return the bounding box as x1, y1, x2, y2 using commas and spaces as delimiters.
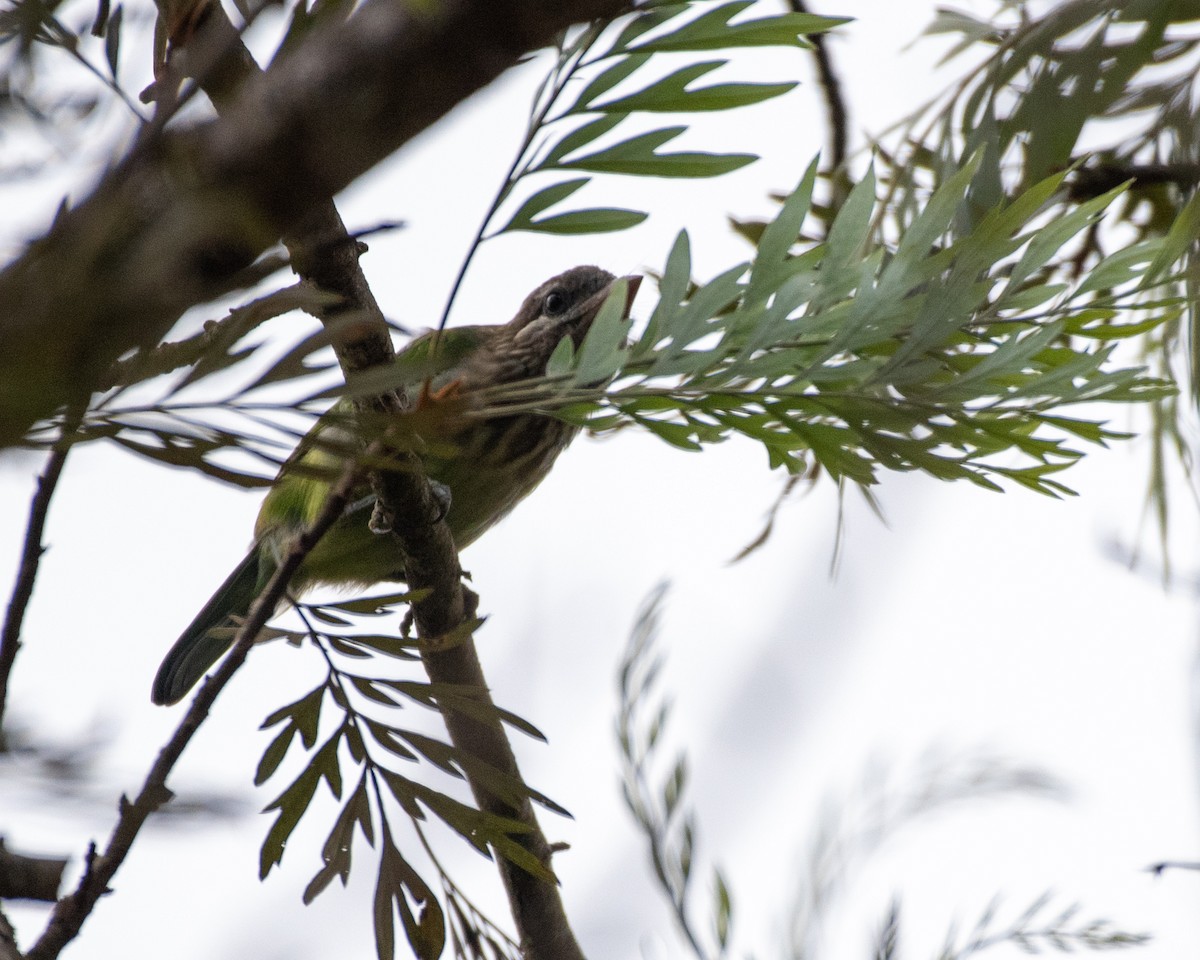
260, 759, 323, 878
328, 589, 427, 613
373, 842, 396, 960
629, 2, 847, 53
511, 207, 648, 235
714, 868, 733, 948
599, 4, 690, 56
261, 685, 324, 749
493, 178, 589, 233
539, 113, 626, 167
255, 720, 297, 786
746, 158, 818, 303
553, 126, 756, 178
1143, 185, 1200, 285
545, 334, 576, 377
565, 54, 650, 113
574, 278, 634, 384
393, 850, 445, 960
593, 61, 796, 113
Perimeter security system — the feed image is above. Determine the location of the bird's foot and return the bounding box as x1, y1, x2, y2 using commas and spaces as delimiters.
429, 480, 452, 525
416, 377, 465, 408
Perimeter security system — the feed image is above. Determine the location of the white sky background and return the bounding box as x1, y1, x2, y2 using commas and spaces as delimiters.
1, 1, 1199, 958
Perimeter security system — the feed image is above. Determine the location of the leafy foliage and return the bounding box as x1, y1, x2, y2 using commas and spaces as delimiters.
865, 0, 1200, 557
618, 587, 1148, 960
255, 592, 554, 959
439, 0, 846, 326
933, 893, 1150, 959
617, 584, 733, 960
47, 155, 1189, 501
482, 159, 1181, 497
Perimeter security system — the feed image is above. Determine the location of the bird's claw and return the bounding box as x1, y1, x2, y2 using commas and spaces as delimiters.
429, 480, 452, 525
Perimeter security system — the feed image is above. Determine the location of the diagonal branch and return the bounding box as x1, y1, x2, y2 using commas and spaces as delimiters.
23, 454, 366, 960
171, 0, 395, 371
168, 8, 587, 951
372, 460, 587, 960
184, 5, 589, 951
0, 434, 73, 751
0, 0, 629, 449
790, 0, 849, 174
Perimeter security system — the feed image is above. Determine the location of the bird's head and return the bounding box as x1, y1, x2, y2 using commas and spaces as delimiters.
507, 265, 642, 364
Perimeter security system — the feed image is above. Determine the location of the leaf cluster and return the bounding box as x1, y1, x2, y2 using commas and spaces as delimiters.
868, 0, 1200, 554
617, 589, 1146, 960
491, 2, 843, 239
481, 158, 1182, 497
617, 584, 733, 959
933, 892, 1150, 959
255, 593, 558, 960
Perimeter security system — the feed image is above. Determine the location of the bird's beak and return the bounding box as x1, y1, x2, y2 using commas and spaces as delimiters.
572, 274, 642, 331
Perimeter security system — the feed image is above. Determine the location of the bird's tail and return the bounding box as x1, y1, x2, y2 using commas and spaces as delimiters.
151, 546, 269, 705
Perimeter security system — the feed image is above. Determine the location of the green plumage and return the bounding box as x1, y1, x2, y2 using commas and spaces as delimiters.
152, 266, 636, 705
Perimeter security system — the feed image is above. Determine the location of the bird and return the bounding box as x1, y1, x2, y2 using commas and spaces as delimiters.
151, 265, 640, 705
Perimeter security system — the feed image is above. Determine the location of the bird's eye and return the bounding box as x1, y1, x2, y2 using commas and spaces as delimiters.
542, 290, 567, 315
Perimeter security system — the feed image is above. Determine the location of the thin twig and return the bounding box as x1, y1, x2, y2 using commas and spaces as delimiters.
790, 1, 848, 175
0, 427, 74, 752
98, 283, 313, 391
23, 454, 365, 960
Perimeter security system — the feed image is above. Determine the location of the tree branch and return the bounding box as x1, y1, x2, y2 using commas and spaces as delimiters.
791, 0, 849, 173
175, 12, 586, 947
372, 462, 587, 960
22, 456, 366, 960
0, 0, 628, 449
0, 436, 73, 752
171, 0, 397, 371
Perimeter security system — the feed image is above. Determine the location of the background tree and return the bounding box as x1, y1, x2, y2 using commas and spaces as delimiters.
0, 1, 1197, 959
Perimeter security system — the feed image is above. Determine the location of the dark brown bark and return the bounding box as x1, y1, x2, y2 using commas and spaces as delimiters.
0, 0, 628, 449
